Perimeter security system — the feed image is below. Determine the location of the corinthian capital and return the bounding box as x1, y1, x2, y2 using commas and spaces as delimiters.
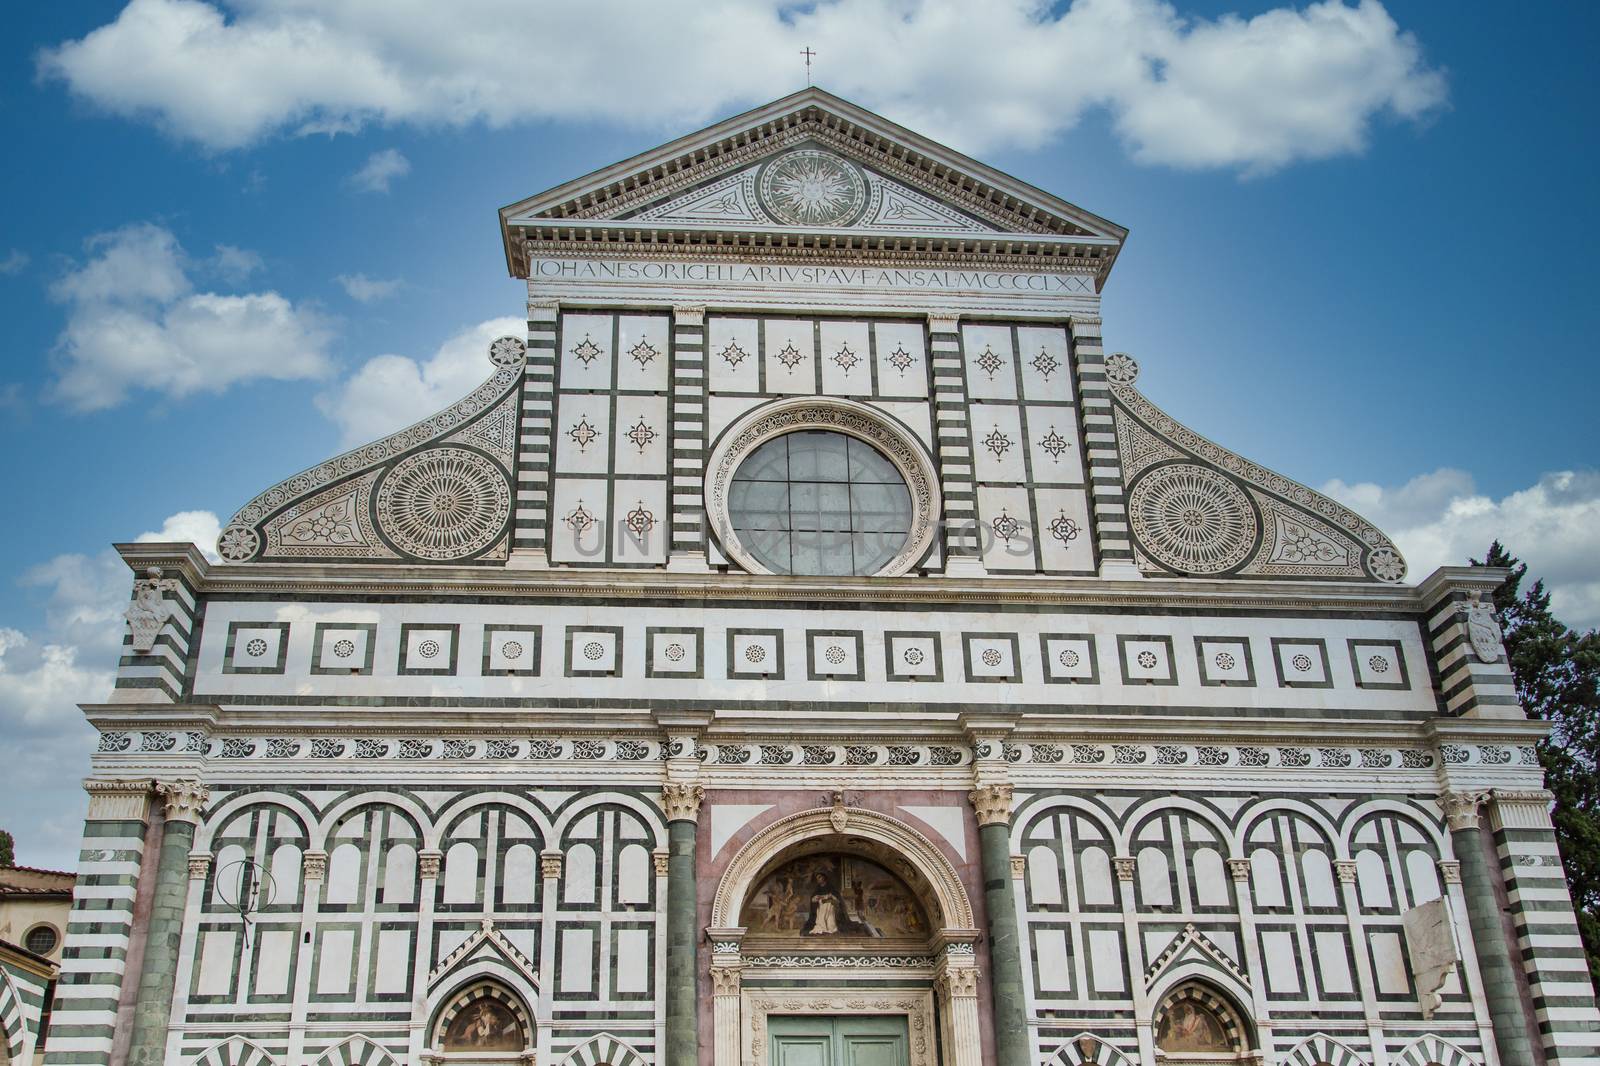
156, 779, 210, 824
968, 783, 1014, 827
1441, 790, 1487, 832
662, 782, 705, 823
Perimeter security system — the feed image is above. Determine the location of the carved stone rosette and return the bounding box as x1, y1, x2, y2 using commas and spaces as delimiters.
662, 782, 705, 823
155, 779, 210, 824
967, 783, 1014, 827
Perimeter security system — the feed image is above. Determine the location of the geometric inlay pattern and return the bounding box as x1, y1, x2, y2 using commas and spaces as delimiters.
1128, 463, 1255, 575
374, 447, 511, 561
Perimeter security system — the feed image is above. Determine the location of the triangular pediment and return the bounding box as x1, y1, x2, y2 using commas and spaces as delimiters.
500, 88, 1125, 280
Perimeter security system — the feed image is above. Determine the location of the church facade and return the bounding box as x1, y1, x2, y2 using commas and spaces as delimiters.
40, 90, 1597, 1066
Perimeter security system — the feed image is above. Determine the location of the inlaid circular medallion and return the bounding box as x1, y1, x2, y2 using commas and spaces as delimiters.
1128, 463, 1256, 575
374, 447, 510, 561
757, 149, 868, 227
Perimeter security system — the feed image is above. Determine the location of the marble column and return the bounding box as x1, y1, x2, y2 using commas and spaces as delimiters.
970, 782, 1028, 1066
126, 779, 209, 1066
1443, 790, 1535, 1066
662, 782, 704, 1066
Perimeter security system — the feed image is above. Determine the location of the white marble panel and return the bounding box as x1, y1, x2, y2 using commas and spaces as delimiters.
1024, 406, 1084, 483
1314, 930, 1354, 994
554, 393, 611, 475
560, 927, 595, 993
549, 479, 609, 564
763, 318, 817, 395
1034, 928, 1072, 991
252, 929, 293, 997
1370, 931, 1410, 994
976, 485, 1035, 572
559, 313, 614, 388
615, 928, 650, 993
810, 632, 860, 677
1088, 929, 1126, 992
1198, 639, 1252, 685
707, 394, 763, 447
196, 930, 237, 996
650, 630, 700, 676
1016, 325, 1073, 402
1276, 641, 1329, 686
615, 314, 670, 392
316, 929, 355, 995
1034, 489, 1094, 572
886, 632, 939, 679
613, 394, 669, 477
819, 319, 872, 397
611, 479, 668, 565
1122, 637, 1174, 683
868, 399, 934, 450
872, 321, 928, 398
961, 323, 1017, 401
1042, 635, 1095, 681
1262, 930, 1301, 993
373, 929, 411, 994
969, 403, 1026, 484
707, 316, 761, 393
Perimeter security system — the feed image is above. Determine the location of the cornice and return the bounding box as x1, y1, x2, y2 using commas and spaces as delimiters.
115, 544, 1455, 618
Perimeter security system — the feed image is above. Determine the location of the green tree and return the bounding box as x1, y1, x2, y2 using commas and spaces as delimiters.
1474, 541, 1600, 992
0, 829, 13, 868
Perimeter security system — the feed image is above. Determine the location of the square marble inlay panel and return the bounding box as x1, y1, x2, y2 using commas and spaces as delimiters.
1272, 638, 1332, 689
807, 630, 864, 681
728, 629, 784, 679
310, 623, 377, 675
885, 631, 942, 681
1118, 635, 1176, 686
647, 628, 703, 678
223, 621, 291, 675
1197, 637, 1254, 687
399, 624, 459, 676
484, 625, 541, 677
566, 626, 623, 678
1349, 639, 1408, 690
1041, 633, 1098, 684
963, 633, 1021, 683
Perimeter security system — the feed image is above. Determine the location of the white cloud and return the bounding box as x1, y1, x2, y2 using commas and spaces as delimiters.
0, 507, 225, 869
135, 509, 222, 561
317, 317, 522, 448
47, 222, 333, 412
210, 242, 263, 282
335, 272, 403, 303
347, 148, 409, 193
38, 0, 1446, 171
0, 249, 28, 276
1323, 468, 1600, 630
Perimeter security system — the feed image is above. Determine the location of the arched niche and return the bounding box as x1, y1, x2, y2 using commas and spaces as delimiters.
422, 978, 536, 1065
709, 802, 980, 1066
1152, 981, 1256, 1063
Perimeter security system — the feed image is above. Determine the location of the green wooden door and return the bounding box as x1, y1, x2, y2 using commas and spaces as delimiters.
768, 1014, 910, 1066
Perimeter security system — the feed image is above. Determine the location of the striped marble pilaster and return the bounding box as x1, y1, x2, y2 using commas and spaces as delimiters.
113, 568, 198, 702
928, 313, 982, 573
1427, 593, 1522, 718
43, 780, 153, 1066
667, 305, 710, 571
510, 297, 559, 566
1487, 789, 1600, 1066
1069, 315, 1134, 575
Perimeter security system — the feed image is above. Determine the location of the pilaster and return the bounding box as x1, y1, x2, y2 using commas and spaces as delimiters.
928, 311, 984, 574
668, 304, 712, 571
409, 849, 442, 1064
1333, 858, 1391, 1066
1484, 789, 1600, 1064
1226, 856, 1275, 1061
1067, 315, 1136, 577
508, 296, 559, 567
1112, 854, 1155, 1066
44, 779, 153, 1066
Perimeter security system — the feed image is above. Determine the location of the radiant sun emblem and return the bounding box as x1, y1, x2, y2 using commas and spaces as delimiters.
757, 149, 867, 226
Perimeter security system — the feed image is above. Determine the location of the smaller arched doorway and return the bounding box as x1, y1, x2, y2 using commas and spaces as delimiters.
708, 800, 982, 1066
1152, 981, 1257, 1065
422, 979, 537, 1065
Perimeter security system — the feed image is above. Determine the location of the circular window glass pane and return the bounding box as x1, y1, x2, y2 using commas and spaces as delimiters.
25, 924, 58, 955
728, 430, 913, 576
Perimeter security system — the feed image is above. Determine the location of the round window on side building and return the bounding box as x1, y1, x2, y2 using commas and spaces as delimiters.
727, 430, 913, 576
25, 923, 59, 956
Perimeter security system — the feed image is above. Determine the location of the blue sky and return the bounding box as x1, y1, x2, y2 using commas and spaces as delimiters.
2, 0, 1597, 870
